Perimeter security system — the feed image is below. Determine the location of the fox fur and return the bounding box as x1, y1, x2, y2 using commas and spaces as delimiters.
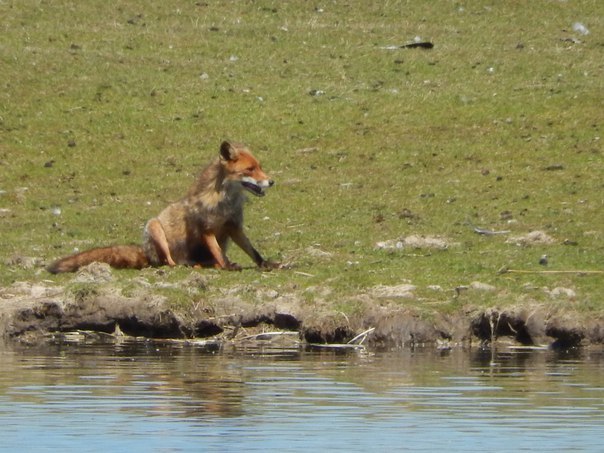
47, 141, 275, 273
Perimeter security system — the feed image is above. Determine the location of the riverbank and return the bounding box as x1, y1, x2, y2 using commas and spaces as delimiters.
2, 264, 602, 349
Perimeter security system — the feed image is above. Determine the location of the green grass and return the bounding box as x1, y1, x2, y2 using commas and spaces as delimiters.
1, 1, 602, 317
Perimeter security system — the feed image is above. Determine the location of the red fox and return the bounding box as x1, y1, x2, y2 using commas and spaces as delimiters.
47, 141, 275, 273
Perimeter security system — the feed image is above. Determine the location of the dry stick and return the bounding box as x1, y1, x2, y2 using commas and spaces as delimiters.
237, 331, 299, 341
310, 343, 365, 350
347, 327, 376, 345
309, 328, 376, 350
293, 271, 315, 277
502, 269, 604, 275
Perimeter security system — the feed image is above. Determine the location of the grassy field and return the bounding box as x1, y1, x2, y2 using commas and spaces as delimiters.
1, 1, 602, 318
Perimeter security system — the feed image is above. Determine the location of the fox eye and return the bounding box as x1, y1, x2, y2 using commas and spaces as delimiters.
246, 166, 255, 172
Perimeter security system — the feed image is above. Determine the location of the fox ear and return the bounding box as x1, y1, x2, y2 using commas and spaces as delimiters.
220, 141, 239, 161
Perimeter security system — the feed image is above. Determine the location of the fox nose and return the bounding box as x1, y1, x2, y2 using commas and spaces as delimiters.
268, 180, 274, 187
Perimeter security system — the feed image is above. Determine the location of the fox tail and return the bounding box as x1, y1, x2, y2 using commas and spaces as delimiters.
47, 245, 149, 274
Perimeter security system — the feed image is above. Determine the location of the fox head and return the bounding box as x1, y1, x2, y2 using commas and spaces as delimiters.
220, 141, 274, 197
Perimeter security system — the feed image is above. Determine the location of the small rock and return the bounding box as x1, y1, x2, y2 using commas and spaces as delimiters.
371, 284, 417, 299
398, 208, 418, 220
572, 22, 589, 35
6, 255, 42, 269
375, 239, 404, 250
258, 289, 279, 300
500, 210, 513, 220
73, 262, 113, 283
306, 246, 333, 258
403, 234, 452, 250
470, 281, 497, 292
547, 287, 576, 299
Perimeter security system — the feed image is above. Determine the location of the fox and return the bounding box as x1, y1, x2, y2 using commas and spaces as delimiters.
47, 141, 275, 273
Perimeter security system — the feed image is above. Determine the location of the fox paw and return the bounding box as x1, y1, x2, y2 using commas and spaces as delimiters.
225, 262, 242, 271
259, 260, 282, 271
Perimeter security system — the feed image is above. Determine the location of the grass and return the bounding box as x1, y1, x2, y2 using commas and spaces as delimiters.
1, 1, 602, 318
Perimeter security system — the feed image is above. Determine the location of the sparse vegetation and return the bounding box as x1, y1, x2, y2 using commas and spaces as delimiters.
1, 1, 602, 323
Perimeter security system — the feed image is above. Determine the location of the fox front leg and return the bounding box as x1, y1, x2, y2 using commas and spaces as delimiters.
201, 232, 241, 271
229, 228, 279, 269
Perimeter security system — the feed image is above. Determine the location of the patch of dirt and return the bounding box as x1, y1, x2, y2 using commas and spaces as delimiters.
376, 235, 457, 251
506, 230, 556, 246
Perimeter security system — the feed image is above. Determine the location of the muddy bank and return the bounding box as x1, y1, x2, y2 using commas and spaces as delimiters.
1, 274, 602, 350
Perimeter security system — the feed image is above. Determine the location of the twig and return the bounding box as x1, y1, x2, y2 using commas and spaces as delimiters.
501, 269, 604, 275
237, 331, 299, 341
347, 327, 375, 345
473, 226, 510, 235
309, 343, 366, 350
308, 328, 376, 351
293, 271, 315, 277
467, 221, 510, 235
205, 313, 236, 321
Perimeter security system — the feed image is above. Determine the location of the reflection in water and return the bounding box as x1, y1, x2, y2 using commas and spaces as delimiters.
1, 340, 603, 451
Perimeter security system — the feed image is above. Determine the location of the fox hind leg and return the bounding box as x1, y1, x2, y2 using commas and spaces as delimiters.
146, 218, 176, 266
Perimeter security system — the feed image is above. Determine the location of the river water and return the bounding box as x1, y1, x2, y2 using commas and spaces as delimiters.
1, 339, 603, 452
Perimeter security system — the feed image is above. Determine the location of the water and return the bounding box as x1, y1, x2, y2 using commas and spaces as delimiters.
1, 340, 603, 452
